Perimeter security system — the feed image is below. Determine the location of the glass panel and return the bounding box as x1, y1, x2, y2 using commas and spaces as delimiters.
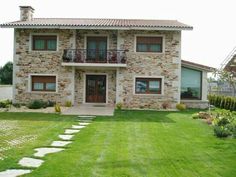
149, 44, 161, 52
33, 83, 44, 90
46, 83, 56, 91
34, 39, 45, 50
98, 41, 107, 61
136, 80, 147, 93
181, 67, 201, 99
149, 80, 160, 92
87, 41, 96, 60
137, 44, 148, 52
47, 40, 57, 50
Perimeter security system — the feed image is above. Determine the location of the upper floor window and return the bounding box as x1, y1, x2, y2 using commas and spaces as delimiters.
136, 36, 163, 53
135, 77, 162, 94
32, 35, 57, 51
181, 67, 202, 100
31, 75, 56, 92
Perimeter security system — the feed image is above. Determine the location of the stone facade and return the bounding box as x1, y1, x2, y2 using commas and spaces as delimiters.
13, 28, 181, 109
116, 30, 181, 109
14, 29, 75, 104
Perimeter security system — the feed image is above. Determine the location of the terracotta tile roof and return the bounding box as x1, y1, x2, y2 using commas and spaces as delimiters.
182, 60, 215, 71
1, 18, 192, 30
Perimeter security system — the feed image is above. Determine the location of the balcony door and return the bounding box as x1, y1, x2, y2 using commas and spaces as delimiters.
86, 75, 106, 103
87, 37, 107, 63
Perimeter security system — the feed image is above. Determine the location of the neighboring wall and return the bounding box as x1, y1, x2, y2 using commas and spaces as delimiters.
13, 29, 74, 104
0, 85, 12, 100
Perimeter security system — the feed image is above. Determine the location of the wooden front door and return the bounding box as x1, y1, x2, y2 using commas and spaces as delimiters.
86, 75, 106, 103
87, 37, 107, 63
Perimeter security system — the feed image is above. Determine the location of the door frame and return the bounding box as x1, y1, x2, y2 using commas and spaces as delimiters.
83, 73, 108, 104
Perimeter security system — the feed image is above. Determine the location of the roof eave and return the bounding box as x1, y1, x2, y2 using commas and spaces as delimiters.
181, 62, 214, 72
0, 24, 193, 31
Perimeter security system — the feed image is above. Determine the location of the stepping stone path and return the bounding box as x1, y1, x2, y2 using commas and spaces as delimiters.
34, 147, 64, 157
19, 157, 44, 168
72, 125, 85, 129
0, 169, 31, 177
0, 115, 95, 176
51, 141, 72, 147
59, 134, 74, 140
65, 129, 80, 134
79, 122, 90, 126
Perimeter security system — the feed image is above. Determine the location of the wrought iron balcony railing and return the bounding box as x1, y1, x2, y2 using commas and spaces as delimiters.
62, 49, 128, 64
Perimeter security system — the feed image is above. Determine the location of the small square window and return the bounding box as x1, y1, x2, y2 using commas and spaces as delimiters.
135, 78, 162, 94
136, 36, 163, 53
31, 76, 56, 92
32, 35, 57, 51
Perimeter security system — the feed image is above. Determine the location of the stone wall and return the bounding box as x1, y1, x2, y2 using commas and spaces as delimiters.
14, 29, 75, 104
116, 30, 181, 109
13, 28, 181, 109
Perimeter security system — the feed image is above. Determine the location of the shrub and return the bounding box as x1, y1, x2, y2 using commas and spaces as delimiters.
192, 113, 200, 119
28, 100, 46, 109
12, 103, 21, 108
116, 102, 123, 110
176, 103, 186, 111
213, 125, 232, 138
0, 99, 12, 108
47, 100, 55, 107
162, 102, 169, 109
54, 104, 61, 113
65, 101, 72, 107
208, 94, 236, 111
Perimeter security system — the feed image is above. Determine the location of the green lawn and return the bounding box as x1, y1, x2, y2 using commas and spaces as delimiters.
1, 110, 236, 177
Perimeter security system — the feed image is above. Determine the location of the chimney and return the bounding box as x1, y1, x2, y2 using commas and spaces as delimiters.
20, 6, 34, 21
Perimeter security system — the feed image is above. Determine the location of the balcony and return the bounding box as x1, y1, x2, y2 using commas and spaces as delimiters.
62, 49, 128, 68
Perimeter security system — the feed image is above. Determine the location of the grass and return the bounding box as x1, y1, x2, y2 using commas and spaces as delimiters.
0, 112, 76, 171
1, 110, 236, 177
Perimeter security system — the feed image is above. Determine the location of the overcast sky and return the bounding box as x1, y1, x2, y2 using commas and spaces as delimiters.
0, 0, 236, 68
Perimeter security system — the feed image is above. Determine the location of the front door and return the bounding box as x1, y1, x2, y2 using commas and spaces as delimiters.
87, 37, 107, 63
86, 75, 106, 103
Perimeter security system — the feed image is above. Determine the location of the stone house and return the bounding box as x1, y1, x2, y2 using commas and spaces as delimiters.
0, 6, 212, 109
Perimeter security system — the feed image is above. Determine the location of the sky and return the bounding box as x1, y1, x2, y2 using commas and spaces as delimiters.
0, 0, 236, 68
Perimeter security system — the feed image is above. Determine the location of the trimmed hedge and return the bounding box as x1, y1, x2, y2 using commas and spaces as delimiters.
208, 95, 236, 111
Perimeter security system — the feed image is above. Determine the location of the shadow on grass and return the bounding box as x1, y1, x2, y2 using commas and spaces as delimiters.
0, 112, 76, 122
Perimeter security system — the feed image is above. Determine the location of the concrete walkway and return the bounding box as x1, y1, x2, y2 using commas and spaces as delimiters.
62, 104, 114, 116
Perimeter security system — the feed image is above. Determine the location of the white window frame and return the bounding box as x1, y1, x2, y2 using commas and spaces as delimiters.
133, 76, 164, 95
29, 33, 59, 52
28, 74, 58, 93
134, 34, 165, 54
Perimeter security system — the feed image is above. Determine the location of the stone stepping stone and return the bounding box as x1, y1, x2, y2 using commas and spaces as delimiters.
34, 147, 64, 157
0, 169, 31, 177
78, 115, 95, 118
51, 141, 72, 147
65, 129, 80, 134
76, 119, 93, 122
59, 134, 74, 140
19, 157, 44, 168
72, 125, 85, 129
79, 122, 90, 126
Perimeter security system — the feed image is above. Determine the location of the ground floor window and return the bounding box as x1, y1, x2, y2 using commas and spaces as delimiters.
181, 67, 202, 100
135, 77, 162, 94
31, 75, 56, 92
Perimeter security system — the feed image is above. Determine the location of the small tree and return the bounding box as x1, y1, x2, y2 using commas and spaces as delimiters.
0, 61, 13, 85
213, 69, 236, 96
